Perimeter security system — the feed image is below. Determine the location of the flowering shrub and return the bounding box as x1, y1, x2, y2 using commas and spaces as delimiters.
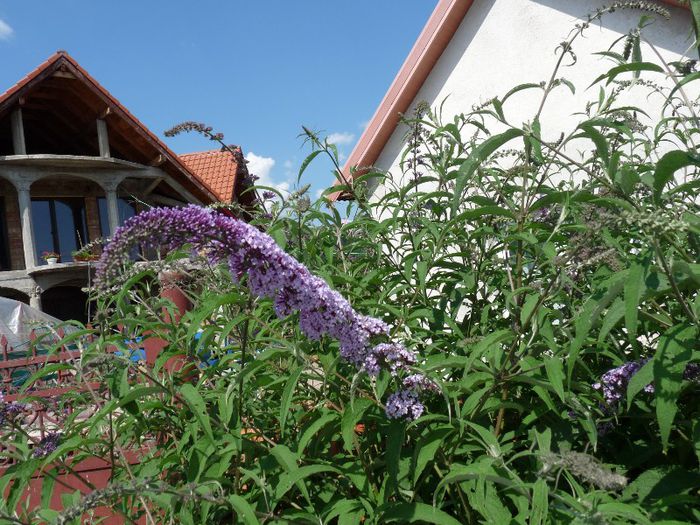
1, 4, 700, 523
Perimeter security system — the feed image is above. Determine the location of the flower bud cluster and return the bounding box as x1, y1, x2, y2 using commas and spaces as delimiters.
0, 392, 27, 426
33, 431, 61, 458
593, 359, 699, 409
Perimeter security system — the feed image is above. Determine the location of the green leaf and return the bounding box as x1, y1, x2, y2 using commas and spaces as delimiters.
380, 502, 462, 525
412, 426, 453, 485
228, 494, 260, 525
598, 299, 625, 344
577, 123, 609, 165
501, 83, 545, 105
452, 128, 524, 215
591, 62, 664, 87
40, 466, 57, 512
280, 366, 303, 437
325, 499, 366, 524
386, 421, 405, 497
627, 358, 654, 410
624, 254, 649, 345
520, 293, 540, 328
118, 386, 163, 407
668, 71, 700, 99
544, 357, 565, 402
179, 383, 214, 442
529, 479, 549, 525
342, 398, 372, 452
297, 412, 338, 454
653, 150, 699, 202
275, 465, 340, 501
615, 164, 640, 195
654, 324, 696, 450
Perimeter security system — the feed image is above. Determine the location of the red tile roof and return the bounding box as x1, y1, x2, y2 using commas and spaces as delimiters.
179, 149, 244, 203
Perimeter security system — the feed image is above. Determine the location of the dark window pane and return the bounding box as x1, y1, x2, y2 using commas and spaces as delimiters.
118, 198, 137, 223
98, 197, 109, 238
32, 198, 88, 262
97, 197, 137, 237
54, 200, 79, 259
32, 200, 53, 262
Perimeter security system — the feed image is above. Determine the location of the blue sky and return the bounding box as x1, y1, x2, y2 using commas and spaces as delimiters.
0, 1, 436, 197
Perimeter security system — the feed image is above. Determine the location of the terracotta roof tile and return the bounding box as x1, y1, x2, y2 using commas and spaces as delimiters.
179, 149, 242, 203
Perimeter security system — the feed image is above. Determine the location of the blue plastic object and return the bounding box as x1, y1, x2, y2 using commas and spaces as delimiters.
116, 337, 146, 362
192, 330, 235, 368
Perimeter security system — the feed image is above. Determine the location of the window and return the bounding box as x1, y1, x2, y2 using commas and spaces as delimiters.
32, 198, 88, 263
97, 197, 137, 237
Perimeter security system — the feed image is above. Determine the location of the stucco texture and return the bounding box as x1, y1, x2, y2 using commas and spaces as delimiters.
371, 0, 694, 199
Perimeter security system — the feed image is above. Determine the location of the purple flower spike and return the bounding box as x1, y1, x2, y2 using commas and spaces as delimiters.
95, 206, 391, 366
95, 205, 439, 417
33, 432, 61, 458
363, 343, 417, 377
403, 374, 440, 394
592, 360, 648, 408
593, 359, 699, 410
385, 390, 424, 420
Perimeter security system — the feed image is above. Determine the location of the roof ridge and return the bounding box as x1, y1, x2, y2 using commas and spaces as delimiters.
180, 149, 237, 157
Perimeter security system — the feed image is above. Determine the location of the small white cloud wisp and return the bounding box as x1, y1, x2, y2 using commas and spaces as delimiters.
247, 152, 290, 193
326, 131, 355, 146
0, 19, 14, 41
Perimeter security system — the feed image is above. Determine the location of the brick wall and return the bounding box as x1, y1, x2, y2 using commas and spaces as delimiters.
0, 179, 24, 270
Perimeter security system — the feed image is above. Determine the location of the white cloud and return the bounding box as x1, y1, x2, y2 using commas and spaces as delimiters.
0, 19, 14, 41
359, 120, 370, 131
246, 151, 290, 193
326, 131, 355, 146
283, 159, 293, 170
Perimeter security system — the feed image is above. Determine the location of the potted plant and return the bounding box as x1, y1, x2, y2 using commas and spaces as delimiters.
71, 247, 99, 262
41, 251, 60, 265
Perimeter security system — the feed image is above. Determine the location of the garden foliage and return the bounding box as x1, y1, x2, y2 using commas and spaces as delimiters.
1, 4, 700, 523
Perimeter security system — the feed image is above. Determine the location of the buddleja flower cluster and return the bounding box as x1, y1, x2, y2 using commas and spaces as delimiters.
33, 431, 61, 458
95, 205, 435, 420
0, 392, 26, 426
593, 359, 700, 408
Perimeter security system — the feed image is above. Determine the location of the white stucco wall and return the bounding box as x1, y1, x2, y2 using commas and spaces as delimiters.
371, 0, 694, 198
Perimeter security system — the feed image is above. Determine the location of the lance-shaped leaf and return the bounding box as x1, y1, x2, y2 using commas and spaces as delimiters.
451, 128, 524, 215
654, 324, 696, 450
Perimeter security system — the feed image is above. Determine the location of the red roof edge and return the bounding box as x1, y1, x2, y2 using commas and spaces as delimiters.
332, 0, 689, 201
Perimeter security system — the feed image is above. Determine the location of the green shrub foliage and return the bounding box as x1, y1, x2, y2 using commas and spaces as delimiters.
2, 6, 700, 524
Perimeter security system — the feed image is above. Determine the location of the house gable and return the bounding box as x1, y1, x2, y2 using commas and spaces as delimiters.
336, 0, 691, 200
0, 51, 221, 204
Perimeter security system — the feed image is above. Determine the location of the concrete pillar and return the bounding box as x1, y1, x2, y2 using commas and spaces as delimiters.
14, 179, 36, 269
11, 109, 26, 155
29, 284, 42, 310
103, 179, 121, 236
97, 119, 110, 158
